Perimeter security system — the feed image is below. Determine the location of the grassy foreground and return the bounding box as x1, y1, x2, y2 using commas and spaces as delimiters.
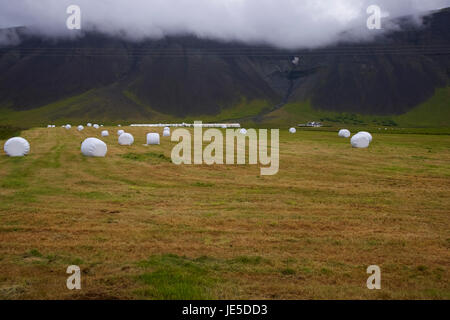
0, 126, 449, 299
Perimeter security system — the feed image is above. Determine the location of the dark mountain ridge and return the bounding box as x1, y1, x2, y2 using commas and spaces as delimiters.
0, 8, 448, 122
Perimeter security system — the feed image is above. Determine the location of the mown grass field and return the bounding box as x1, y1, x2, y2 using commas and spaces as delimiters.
0, 126, 449, 299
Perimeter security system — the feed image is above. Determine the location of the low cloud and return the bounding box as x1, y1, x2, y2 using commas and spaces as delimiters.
0, 0, 449, 48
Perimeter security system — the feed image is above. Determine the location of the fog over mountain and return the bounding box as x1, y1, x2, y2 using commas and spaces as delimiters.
1, 0, 450, 48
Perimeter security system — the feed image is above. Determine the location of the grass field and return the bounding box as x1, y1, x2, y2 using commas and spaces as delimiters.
0, 126, 449, 299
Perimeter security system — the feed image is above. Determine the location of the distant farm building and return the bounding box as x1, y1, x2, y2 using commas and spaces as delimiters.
298, 121, 323, 128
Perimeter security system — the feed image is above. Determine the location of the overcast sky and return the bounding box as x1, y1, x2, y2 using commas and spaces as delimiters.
0, 0, 449, 48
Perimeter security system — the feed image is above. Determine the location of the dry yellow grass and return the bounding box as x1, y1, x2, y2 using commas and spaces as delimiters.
0, 126, 449, 299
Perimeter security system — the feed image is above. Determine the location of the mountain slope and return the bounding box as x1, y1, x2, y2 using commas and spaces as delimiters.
0, 8, 449, 126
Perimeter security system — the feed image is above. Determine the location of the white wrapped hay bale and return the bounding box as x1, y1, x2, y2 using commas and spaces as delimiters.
65, 124, 72, 130
147, 133, 160, 145
338, 129, 351, 138
117, 129, 125, 136
4, 137, 30, 157
87, 123, 92, 127
289, 127, 296, 134
118, 133, 134, 146
93, 124, 100, 129
101, 130, 109, 137
351, 133, 370, 148
81, 138, 107, 157
77, 125, 84, 131
239, 128, 247, 135
357, 131, 373, 143
163, 128, 170, 137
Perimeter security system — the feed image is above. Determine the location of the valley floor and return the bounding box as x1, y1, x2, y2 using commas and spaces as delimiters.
0, 127, 449, 299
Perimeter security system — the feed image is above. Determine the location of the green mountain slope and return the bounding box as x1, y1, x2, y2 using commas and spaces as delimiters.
260, 87, 450, 128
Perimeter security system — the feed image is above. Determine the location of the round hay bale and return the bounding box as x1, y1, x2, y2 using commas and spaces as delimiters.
351, 133, 370, 148
163, 129, 170, 137
289, 127, 296, 134
357, 131, 373, 143
81, 138, 107, 157
4, 137, 30, 157
338, 129, 351, 138
101, 130, 109, 137
147, 133, 160, 145
118, 133, 134, 146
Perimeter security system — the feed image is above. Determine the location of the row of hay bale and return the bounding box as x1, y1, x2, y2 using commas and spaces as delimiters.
81, 131, 163, 157
288, 127, 373, 148
4, 125, 373, 158
47, 123, 114, 130
4, 127, 164, 157
131, 123, 241, 128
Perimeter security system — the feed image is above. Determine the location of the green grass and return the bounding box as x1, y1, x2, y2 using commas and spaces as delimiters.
262, 87, 450, 129
0, 126, 22, 140
1, 87, 448, 129
121, 152, 172, 163
392, 87, 450, 127
185, 98, 271, 122
136, 254, 218, 300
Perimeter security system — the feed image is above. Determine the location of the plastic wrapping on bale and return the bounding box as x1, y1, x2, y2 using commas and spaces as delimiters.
338, 129, 351, 138
351, 133, 370, 148
357, 131, 372, 142
118, 133, 134, 146
93, 124, 100, 129
289, 128, 296, 134
117, 129, 125, 136
65, 124, 71, 129
77, 125, 84, 131
81, 138, 107, 157
87, 123, 92, 127
163, 129, 170, 137
101, 130, 109, 137
147, 133, 160, 145
239, 128, 247, 135
4, 137, 30, 157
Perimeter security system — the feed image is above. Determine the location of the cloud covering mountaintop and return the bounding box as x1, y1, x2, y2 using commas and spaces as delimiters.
0, 0, 449, 48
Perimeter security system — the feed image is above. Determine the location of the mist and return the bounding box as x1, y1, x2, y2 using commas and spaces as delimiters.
0, 0, 449, 48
